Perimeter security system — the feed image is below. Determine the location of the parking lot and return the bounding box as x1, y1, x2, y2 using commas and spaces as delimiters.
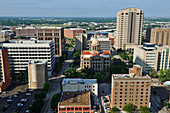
0, 84, 39, 113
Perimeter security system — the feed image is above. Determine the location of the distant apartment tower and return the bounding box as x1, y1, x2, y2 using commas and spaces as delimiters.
115, 8, 144, 50
149, 28, 170, 46
15, 26, 36, 37
133, 43, 170, 73
0, 47, 11, 93
28, 60, 48, 89
145, 27, 152, 42
64, 28, 86, 39
111, 73, 151, 110
3, 40, 55, 76
58, 92, 94, 113
36, 27, 65, 56
62, 78, 98, 96
75, 33, 87, 51
89, 37, 111, 51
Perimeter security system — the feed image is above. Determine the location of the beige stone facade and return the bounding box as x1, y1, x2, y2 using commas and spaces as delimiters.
36, 27, 65, 56
80, 36, 110, 72
115, 8, 143, 50
28, 60, 48, 89
150, 28, 170, 46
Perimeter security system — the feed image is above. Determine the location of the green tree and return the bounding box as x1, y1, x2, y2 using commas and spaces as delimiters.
50, 93, 61, 111
94, 72, 102, 82
164, 102, 170, 108
64, 68, 77, 77
139, 106, 150, 113
150, 69, 157, 78
19, 70, 28, 84
123, 103, 135, 113
110, 107, 117, 113
152, 90, 157, 95
165, 69, 170, 81
73, 50, 81, 67
158, 69, 165, 82
43, 82, 50, 92
104, 72, 111, 83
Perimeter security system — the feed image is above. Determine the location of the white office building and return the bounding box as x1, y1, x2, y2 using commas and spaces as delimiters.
3, 39, 55, 76
62, 78, 98, 96
89, 37, 111, 51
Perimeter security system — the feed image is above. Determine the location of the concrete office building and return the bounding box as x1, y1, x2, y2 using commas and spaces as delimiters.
80, 36, 111, 72
133, 43, 170, 73
58, 92, 94, 113
15, 26, 36, 37
111, 71, 151, 110
64, 28, 86, 39
3, 40, 55, 76
28, 60, 48, 89
115, 8, 144, 50
0, 47, 11, 93
75, 33, 87, 51
36, 27, 65, 56
62, 78, 98, 96
89, 37, 111, 51
149, 28, 170, 46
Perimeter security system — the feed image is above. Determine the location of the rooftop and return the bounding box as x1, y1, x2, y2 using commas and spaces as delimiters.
3, 40, 53, 44
65, 28, 85, 30
90, 37, 110, 41
36, 26, 63, 29
59, 92, 91, 106
62, 78, 97, 85
112, 74, 151, 79
29, 60, 47, 65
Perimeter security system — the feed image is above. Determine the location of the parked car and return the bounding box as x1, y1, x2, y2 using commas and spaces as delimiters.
7, 99, 13, 102
8, 95, 13, 99
14, 94, 18, 98
29, 89, 34, 92
20, 98, 27, 103
26, 93, 31, 96
17, 103, 23, 108
13, 108, 20, 113
25, 109, 30, 113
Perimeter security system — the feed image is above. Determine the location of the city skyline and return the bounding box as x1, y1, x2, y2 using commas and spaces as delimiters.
1, 0, 170, 17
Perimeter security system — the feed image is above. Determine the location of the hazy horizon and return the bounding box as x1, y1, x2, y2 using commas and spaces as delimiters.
1, 0, 170, 17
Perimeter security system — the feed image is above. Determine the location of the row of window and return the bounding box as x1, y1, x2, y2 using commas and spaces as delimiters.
60, 107, 90, 111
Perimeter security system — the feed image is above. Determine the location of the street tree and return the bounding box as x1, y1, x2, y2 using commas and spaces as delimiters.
123, 103, 135, 113
139, 106, 150, 113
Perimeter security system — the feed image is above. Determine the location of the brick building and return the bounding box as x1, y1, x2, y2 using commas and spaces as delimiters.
64, 28, 86, 39
0, 47, 11, 93
58, 91, 94, 113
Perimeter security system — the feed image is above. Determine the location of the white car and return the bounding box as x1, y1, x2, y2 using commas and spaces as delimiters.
29, 89, 34, 92
17, 103, 23, 107
26, 93, 31, 96
25, 109, 29, 113
14, 95, 18, 98
20, 98, 27, 103
7, 99, 13, 102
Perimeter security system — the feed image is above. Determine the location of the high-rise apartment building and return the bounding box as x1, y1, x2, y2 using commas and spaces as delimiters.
0, 47, 11, 93
133, 43, 170, 73
75, 33, 87, 51
3, 40, 55, 76
111, 72, 151, 110
28, 60, 48, 89
36, 27, 65, 56
62, 78, 98, 96
149, 28, 170, 46
115, 8, 144, 50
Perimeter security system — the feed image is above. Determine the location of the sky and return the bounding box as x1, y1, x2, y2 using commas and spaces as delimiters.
0, 0, 169, 17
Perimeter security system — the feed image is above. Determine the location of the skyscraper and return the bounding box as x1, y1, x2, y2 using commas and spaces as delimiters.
115, 8, 144, 50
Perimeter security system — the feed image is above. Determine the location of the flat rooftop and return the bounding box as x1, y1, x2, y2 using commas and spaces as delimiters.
112, 74, 151, 79
90, 37, 110, 41
59, 91, 91, 106
65, 28, 85, 30
3, 40, 53, 44
36, 26, 63, 29
62, 78, 97, 85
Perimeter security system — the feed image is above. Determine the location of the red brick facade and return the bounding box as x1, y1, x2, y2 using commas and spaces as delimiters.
64, 29, 86, 39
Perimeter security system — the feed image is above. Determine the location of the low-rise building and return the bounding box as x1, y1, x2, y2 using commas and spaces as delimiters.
15, 26, 36, 37
28, 60, 48, 89
0, 47, 11, 93
58, 91, 94, 113
133, 43, 170, 73
3, 39, 55, 76
64, 28, 86, 39
89, 37, 111, 51
75, 33, 87, 51
62, 78, 98, 96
